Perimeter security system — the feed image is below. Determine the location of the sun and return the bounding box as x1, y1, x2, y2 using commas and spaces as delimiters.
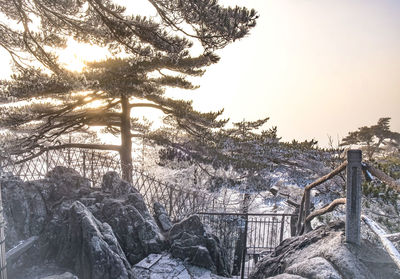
58, 38, 110, 73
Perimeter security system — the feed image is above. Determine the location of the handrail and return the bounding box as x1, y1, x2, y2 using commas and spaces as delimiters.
296, 162, 347, 235
296, 152, 400, 243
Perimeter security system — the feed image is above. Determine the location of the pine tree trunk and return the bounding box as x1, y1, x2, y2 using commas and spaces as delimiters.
120, 95, 133, 183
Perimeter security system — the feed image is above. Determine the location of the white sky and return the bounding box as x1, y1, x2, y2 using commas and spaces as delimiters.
1, 0, 399, 147
178, 0, 400, 147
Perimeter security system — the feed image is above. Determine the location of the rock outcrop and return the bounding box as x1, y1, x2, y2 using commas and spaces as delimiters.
42, 201, 132, 279
154, 202, 173, 232
169, 215, 231, 277
249, 221, 400, 279
1, 168, 230, 279
90, 172, 166, 264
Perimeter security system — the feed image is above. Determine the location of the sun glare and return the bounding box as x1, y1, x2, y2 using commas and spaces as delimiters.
58, 39, 110, 73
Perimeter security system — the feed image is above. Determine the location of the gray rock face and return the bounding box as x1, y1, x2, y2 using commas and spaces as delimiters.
153, 202, 173, 231
169, 215, 231, 277
91, 197, 166, 264
1, 167, 90, 250
45, 166, 91, 199
43, 201, 132, 279
249, 221, 400, 279
285, 257, 342, 279
101, 171, 132, 197
91, 172, 166, 264
170, 214, 206, 238
1, 178, 47, 250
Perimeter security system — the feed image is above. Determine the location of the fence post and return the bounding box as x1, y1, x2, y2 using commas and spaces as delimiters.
346, 150, 362, 246
67, 149, 71, 167
168, 187, 173, 217
240, 214, 249, 279
0, 182, 7, 279
279, 215, 286, 243
82, 151, 86, 179
304, 190, 312, 233
91, 151, 94, 185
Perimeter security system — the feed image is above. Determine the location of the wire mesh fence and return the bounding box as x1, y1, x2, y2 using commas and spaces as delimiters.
0, 149, 121, 185
0, 148, 230, 220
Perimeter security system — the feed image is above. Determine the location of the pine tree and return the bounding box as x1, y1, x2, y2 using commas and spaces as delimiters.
0, 0, 258, 182
340, 118, 400, 160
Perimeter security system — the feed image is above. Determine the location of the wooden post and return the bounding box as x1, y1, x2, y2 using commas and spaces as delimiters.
346, 150, 362, 246
304, 190, 312, 233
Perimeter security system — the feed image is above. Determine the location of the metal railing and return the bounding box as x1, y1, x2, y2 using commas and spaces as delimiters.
197, 212, 295, 278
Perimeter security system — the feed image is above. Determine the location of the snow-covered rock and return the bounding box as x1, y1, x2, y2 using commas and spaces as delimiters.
249, 221, 400, 279
169, 215, 231, 276
133, 253, 228, 279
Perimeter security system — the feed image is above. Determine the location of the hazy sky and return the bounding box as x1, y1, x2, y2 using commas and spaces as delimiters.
176, 0, 400, 147
1, 0, 399, 147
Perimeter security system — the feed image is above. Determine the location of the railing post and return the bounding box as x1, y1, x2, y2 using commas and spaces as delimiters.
304, 190, 312, 233
90, 151, 95, 186
67, 148, 71, 167
279, 215, 286, 243
82, 151, 86, 179
168, 187, 173, 217
346, 150, 362, 246
240, 214, 249, 279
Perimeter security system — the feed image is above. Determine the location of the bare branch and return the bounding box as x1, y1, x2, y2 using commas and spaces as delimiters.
363, 163, 400, 192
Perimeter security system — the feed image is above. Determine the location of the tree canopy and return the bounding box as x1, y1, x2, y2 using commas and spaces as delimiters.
340, 117, 400, 160
0, 0, 258, 181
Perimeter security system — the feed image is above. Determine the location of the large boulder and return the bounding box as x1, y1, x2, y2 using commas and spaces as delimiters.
1, 178, 47, 250
91, 172, 166, 264
1, 167, 91, 250
41, 201, 132, 279
169, 215, 231, 277
44, 166, 91, 200
101, 171, 132, 197
249, 221, 400, 279
91, 198, 166, 264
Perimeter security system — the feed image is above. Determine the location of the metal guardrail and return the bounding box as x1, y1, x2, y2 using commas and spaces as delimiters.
197, 212, 295, 278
